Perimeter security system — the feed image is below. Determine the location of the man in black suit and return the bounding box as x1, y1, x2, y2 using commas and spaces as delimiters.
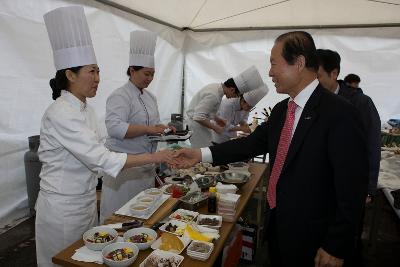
316, 49, 381, 201
173, 31, 368, 267
316, 49, 381, 267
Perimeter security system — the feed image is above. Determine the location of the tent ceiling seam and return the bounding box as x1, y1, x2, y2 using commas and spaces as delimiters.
367, 0, 400, 6
188, 0, 209, 28
192, 0, 291, 29
94, 0, 184, 31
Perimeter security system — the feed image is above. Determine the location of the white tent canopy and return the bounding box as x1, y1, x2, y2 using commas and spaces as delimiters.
1, 0, 399, 229
100, 0, 400, 30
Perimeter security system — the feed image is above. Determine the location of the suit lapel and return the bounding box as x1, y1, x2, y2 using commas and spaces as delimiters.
282, 85, 322, 171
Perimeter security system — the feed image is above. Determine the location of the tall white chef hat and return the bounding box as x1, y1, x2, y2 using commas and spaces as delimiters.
44, 6, 97, 71
233, 66, 264, 94
243, 84, 269, 107
129, 30, 157, 68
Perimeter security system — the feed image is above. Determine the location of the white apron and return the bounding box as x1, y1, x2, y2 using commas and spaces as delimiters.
186, 83, 224, 148
35, 190, 96, 267
100, 164, 155, 223
188, 119, 213, 148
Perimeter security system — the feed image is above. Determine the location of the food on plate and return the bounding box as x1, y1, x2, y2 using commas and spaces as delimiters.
105, 247, 134, 261
184, 225, 213, 242
128, 233, 153, 243
198, 217, 220, 226
165, 223, 178, 233
143, 254, 181, 267
188, 242, 211, 253
158, 232, 184, 253
164, 184, 189, 197
171, 213, 194, 222
86, 231, 114, 243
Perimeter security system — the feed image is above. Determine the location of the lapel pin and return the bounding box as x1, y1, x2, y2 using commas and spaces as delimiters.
304, 116, 312, 120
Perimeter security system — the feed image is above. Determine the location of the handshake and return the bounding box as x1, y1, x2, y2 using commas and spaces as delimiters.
153, 148, 202, 169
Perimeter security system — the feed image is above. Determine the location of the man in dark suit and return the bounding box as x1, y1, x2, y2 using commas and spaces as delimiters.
316, 49, 381, 267
316, 49, 381, 201
173, 31, 368, 267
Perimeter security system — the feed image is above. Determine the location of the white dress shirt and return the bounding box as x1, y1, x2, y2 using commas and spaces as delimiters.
38, 90, 127, 195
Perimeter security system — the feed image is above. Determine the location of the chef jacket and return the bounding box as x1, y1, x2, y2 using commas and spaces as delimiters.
186, 83, 224, 121
105, 81, 160, 154
38, 90, 127, 195
212, 97, 249, 144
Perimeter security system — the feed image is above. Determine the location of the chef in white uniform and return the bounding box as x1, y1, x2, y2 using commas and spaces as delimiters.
36, 7, 174, 267
212, 85, 269, 144
100, 31, 172, 223
187, 65, 264, 148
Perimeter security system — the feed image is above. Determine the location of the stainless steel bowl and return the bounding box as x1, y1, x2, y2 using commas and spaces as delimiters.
217, 172, 250, 184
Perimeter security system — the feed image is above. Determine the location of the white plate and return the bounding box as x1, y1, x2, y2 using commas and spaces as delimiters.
196, 214, 222, 229
159, 219, 187, 236
139, 249, 184, 267
150, 234, 191, 254
114, 191, 169, 219
169, 209, 199, 223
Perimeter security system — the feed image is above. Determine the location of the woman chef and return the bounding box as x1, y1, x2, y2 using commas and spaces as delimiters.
212, 85, 269, 144
99, 31, 173, 222
36, 7, 174, 267
186, 65, 264, 148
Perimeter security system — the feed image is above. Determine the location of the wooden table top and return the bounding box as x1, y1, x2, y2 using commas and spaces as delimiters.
52, 163, 268, 267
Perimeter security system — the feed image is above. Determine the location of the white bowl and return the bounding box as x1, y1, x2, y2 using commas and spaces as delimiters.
144, 188, 163, 199
83, 226, 118, 251
123, 227, 157, 250
102, 242, 139, 267
130, 202, 151, 216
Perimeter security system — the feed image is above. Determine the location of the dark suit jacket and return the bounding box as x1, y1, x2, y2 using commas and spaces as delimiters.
337, 80, 381, 195
210, 84, 369, 266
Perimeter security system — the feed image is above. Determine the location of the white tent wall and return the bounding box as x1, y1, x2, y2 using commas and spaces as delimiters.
1, 0, 400, 229
0, 0, 185, 229
184, 28, 400, 121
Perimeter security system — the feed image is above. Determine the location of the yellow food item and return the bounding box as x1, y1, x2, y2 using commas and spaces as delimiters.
99, 231, 108, 237
123, 247, 133, 254
185, 225, 213, 242
159, 232, 184, 253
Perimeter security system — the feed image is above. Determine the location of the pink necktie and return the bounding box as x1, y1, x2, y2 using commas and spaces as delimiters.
267, 100, 297, 209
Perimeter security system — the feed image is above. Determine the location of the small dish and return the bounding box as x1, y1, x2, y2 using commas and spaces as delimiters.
144, 188, 163, 199
83, 226, 118, 251
130, 203, 151, 216
227, 161, 249, 171
196, 214, 222, 229
169, 209, 199, 223
123, 227, 157, 250
186, 240, 214, 261
216, 171, 250, 184
150, 232, 191, 254
159, 219, 187, 236
137, 195, 157, 207
139, 249, 184, 267
102, 242, 139, 267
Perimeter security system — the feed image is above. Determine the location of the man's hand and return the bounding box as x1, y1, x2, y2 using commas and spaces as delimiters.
314, 248, 344, 267
170, 148, 202, 168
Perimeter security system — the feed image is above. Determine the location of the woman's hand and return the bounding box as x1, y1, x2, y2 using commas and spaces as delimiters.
147, 124, 168, 135
152, 150, 179, 165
